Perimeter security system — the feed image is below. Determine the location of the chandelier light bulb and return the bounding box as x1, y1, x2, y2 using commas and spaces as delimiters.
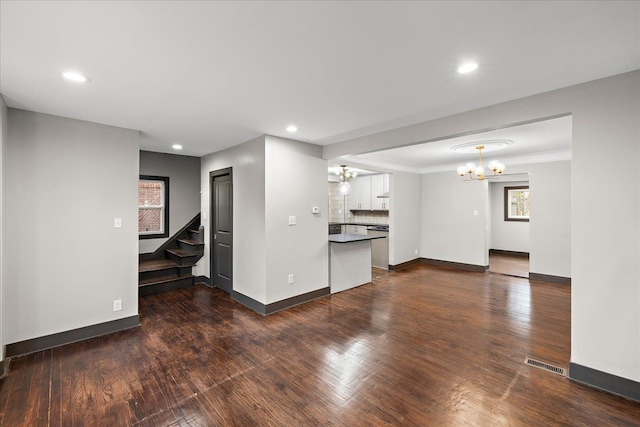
455, 146, 507, 181
338, 181, 351, 195
465, 162, 476, 173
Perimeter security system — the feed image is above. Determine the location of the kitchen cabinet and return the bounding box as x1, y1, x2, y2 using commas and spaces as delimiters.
371, 174, 389, 210
348, 176, 371, 210
349, 174, 389, 211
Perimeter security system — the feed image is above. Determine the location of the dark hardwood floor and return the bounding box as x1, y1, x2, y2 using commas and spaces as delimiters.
489, 252, 529, 278
1, 264, 639, 426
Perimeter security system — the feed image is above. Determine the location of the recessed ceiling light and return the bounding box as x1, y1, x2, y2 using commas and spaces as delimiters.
457, 62, 478, 74
286, 125, 298, 133
172, 144, 183, 150
62, 71, 90, 83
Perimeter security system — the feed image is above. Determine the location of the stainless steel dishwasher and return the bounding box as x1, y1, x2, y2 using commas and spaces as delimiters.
367, 225, 389, 270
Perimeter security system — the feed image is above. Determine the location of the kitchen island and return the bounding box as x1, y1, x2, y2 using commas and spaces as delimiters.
328, 233, 387, 294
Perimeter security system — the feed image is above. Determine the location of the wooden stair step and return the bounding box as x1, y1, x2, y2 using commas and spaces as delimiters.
139, 259, 179, 273
177, 238, 204, 247
166, 248, 199, 258
139, 274, 193, 287
187, 229, 200, 234
138, 275, 194, 296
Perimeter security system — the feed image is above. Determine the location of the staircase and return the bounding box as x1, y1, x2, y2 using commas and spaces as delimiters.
138, 214, 204, 296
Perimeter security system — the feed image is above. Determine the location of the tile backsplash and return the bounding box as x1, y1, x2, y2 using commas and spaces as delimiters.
328, 182, 389, 224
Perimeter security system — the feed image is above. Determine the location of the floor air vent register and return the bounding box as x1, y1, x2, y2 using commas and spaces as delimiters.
525, 357, 567, 377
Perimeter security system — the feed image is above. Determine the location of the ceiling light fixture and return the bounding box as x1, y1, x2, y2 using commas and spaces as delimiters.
336, 165, 357, 195
456, 145, 506, 181
172, 144, 183, 150
286, 125, 298, 133
62, 71, 90, 83
457, 62, 478, 74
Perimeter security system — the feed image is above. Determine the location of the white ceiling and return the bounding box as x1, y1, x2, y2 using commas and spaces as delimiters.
1, 2, 638, 157
337, 115, 573, 174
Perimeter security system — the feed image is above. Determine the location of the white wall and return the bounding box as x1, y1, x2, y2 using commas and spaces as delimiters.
139, 151, 201, 253
200, 135, 329, 306
488, 161, 571, 277
324, 71, 640, 383
490, 181, 530, 253
4, 110, 139, 344
0, 96, 7, 361
529, 161, 571, 278
199, 136, 267, 303
264, 136, 328, 304
389, 172, 421, 265
421, 172, 489, 266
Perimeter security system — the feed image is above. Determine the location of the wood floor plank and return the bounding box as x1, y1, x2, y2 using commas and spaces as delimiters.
1, 264, 639, 426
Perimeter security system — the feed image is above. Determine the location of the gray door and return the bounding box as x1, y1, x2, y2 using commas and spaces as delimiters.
212, 172, 232, 293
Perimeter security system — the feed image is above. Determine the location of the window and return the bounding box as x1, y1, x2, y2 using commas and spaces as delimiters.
504, 186, 530, 222
139, 175, 169, 239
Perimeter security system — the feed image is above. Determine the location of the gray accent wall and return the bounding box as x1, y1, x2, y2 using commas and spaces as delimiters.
139, 150, 201, 254
324, 71, 640, 386
4, 110, 139, 345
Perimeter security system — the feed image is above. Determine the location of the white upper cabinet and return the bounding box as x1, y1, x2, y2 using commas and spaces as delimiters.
371, 174, 389, 210
348, 176, 371, 210
348, 174, 389, 211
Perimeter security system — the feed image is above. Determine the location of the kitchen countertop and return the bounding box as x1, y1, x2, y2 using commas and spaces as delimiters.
329, 222, 388, 227
329, 233, 388, 244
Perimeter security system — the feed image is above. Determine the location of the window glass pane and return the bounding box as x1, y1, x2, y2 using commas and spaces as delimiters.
508, 189, 530, 219
139, 208, 162, 233
138, 177, 167, 237
139, 181, 163, 207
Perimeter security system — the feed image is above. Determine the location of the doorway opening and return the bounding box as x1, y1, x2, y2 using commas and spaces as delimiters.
488, 180, 530, 279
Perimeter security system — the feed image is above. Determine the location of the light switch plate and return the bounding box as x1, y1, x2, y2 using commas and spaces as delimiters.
114, 218, 122, 228
289, 216, 296, 225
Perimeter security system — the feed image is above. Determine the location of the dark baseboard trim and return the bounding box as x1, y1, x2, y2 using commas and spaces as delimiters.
529, 272, 571, 285
6, 315, 140, 358
0, 359, 5, 379
195, 275, 211, 286
265, 287, 330, 315
389, 258, 420, 271
421, 258, 488, 273
569, 363, 640, 403
231, 291, 266, 315
489, 249, 530, 258
231, 287, 331, 316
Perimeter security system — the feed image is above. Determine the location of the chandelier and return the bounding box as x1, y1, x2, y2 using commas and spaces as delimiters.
337, 165, 357, 195
456, 145, 506, 181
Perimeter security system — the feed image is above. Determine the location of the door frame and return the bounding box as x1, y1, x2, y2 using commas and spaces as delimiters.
209, 167, 233, 291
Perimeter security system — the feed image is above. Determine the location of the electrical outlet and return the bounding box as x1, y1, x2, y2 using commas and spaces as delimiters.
113, 299, 122, 311
288, 274, 294, 284
288, 216, 296, 225
415, 249, 418, 255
